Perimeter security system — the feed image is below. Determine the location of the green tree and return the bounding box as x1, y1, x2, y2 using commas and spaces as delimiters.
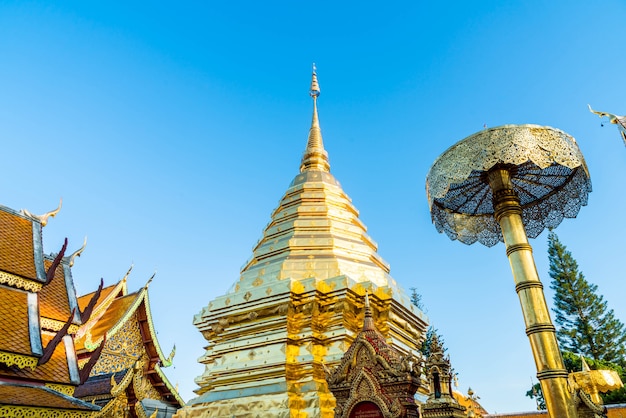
410, 287, 424, 311
548, 232, 626, 365
407, 289, 443, 359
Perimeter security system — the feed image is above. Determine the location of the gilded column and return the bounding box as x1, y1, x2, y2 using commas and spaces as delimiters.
488, 167, 576, 418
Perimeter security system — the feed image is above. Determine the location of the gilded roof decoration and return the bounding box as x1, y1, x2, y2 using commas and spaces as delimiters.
0, 271, 42, 292
67, 237, 87, 267
74, 275, 184, 411
327, 294, 422, 418
6, 332, 74, 384
20, 198, 62, 227
588, 104, 626, 146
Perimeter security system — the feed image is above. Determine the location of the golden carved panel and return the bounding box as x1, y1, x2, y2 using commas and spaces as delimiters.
0, 271, 41, 292
90, 314, 143, 376
44, 383, 74, 396
0, 350, 37, 370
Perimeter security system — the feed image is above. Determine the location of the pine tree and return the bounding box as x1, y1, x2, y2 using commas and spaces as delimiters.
548, 232, 626, 365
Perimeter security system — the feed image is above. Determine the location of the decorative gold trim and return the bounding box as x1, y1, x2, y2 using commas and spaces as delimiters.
45, 383, 75, 396
41, 317, 79, 334
154, 363, 186, 406
0, 350, 37, 370
0, 406, 93, 417
0, 271, 42, 292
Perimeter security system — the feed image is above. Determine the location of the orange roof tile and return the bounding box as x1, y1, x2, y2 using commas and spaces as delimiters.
39, 259, 72, 324
0, 210, 39, 281
5, 333, 72, 385
0, 287, 32, 356
0, 381, 99, 411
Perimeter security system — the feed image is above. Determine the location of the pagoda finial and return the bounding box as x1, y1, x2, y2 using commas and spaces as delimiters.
300, 64, 330, 173
363, 292, 375, 330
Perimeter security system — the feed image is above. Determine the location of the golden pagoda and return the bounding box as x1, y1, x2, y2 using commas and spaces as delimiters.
176, 68, 429, 418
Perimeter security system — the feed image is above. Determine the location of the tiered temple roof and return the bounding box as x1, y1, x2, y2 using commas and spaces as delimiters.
74, 273, 184, 417
0, 203, 100, 416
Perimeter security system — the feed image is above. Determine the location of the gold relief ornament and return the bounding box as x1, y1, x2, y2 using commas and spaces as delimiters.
0, 350, 37, 370
44, 383, 74, 396
0, 271, 42, 292
0, 406, 94, 417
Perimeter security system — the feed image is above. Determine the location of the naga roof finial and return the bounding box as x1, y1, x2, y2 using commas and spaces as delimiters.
21, 198, 62, 226
589, 104, 626, 146
300, 64, 330, 173
122, 264, 134, 283
68, 237, 87, 267
144, 271, 156, 289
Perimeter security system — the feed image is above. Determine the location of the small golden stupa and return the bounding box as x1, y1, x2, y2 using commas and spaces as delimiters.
176, 67, 428, 417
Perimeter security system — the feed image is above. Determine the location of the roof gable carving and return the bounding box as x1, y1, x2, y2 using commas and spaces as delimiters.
328, 294, 421, 418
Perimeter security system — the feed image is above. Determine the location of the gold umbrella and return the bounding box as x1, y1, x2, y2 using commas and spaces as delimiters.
426, 124, 592, 417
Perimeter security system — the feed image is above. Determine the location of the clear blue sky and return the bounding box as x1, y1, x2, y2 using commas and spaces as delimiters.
1, 1, 625, 412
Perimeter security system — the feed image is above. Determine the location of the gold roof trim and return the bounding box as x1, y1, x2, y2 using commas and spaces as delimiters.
40, 317, 79, 334
0, 350, 38, 370
0, 270, 42, 292
154, 362, 186, 406
76, 276, 129, 340
44, 383, 75, 396
0, 406, 94, 417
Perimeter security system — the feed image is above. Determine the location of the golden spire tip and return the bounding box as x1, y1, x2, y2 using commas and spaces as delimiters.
310, 63, 320, 98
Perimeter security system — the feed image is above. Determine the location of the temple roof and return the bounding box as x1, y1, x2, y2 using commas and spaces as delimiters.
6, 333, 76, 385
334, 294, 406, 371
75, 277, 184, 407
0, 206, 43, 282
0, 203, 86, 389
0, 287, 32, 356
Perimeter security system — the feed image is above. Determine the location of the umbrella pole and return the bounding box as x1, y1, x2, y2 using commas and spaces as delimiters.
488, 167, 576, 418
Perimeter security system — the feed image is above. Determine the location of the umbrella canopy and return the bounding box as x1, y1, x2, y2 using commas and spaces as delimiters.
426, 124, 592, 246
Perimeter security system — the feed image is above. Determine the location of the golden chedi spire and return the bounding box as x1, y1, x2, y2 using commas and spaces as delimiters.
300, 64, 330, 173
184, 68, 428, 418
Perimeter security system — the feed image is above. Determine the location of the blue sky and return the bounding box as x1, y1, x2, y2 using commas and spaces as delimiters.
1, 1, 625, 412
